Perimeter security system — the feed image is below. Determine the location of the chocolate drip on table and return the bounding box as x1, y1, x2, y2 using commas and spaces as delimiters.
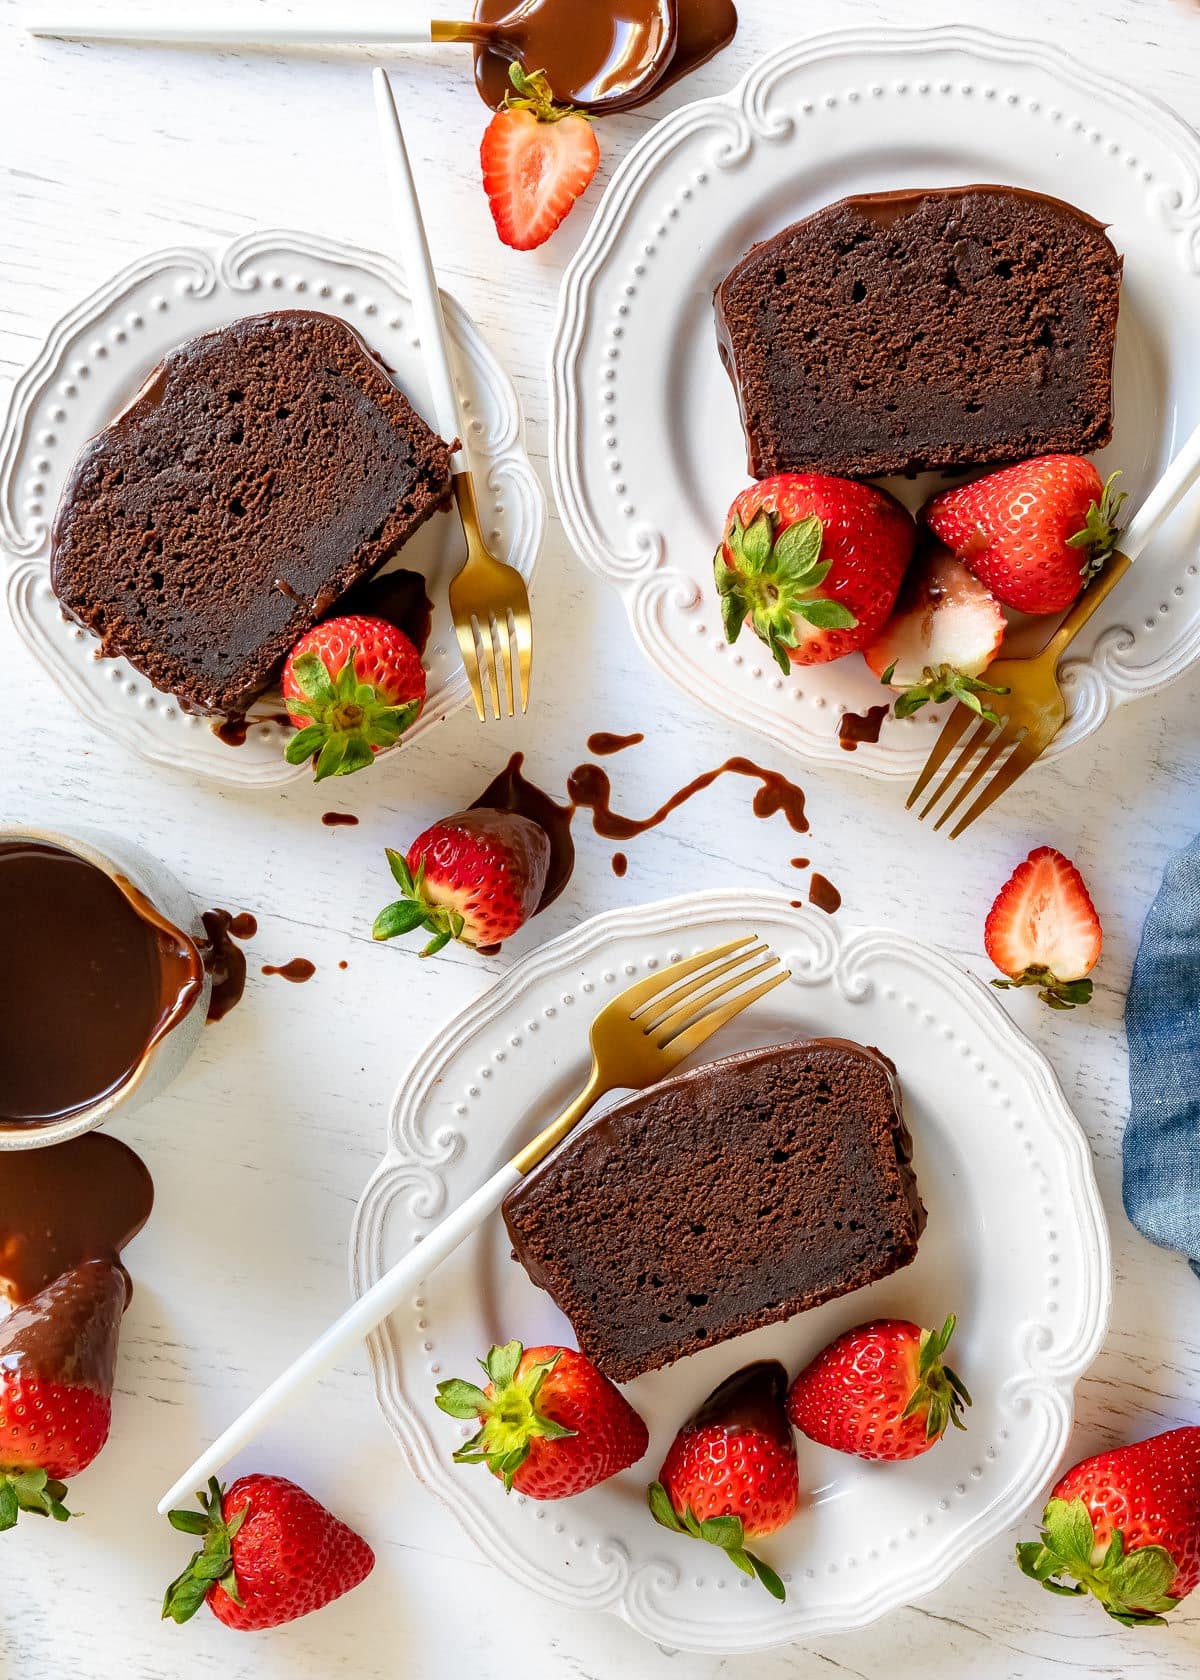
0, 841, 204, 1127
199, 909, 256, 1022
262, 958, 316, 983
0, 1133, 153, 1305
465, 742, 811, 927
567, 756, 809, 839
839, 704, 889, 751
587, 731, 644, 756
322, 812, 360, 828
809, 874, 842, 914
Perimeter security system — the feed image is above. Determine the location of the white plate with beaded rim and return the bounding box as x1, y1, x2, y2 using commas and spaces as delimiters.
549, 23, 1200, 780
350, 888, 1110, 1653
0, 229, 545, 786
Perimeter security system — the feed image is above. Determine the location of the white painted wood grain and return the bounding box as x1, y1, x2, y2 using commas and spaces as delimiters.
1, 0, 1199, 1674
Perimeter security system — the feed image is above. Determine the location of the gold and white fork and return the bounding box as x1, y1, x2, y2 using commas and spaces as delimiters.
157, 935, 788, 1513
373, 68, 532, 719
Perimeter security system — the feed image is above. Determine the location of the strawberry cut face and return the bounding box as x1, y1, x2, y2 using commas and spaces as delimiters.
984, 846, 1102, 1009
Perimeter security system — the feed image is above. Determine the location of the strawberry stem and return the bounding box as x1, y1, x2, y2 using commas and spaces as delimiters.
899, 1314, 971, 1441
372, 847, 467, 957
284, 646, 420, 782
881, 661, 1009, 723
714, 510, 856, 675
992, 967, 1094, 1011
0, 1468, 73, 1530
1065, 470, 1128, 585
1016, 1497, 1180, 1625
435, 1342, 575, 1493
646, 1482, 786, 1601
162, 1477, 248, 1625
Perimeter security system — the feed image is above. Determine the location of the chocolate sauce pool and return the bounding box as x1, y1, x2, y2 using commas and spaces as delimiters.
0, 842, 203, 1127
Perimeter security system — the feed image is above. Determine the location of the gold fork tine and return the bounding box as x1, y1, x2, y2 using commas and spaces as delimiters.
490, 614, 515, 718
948, 735, 1042, 838
646, 953, 781, 1041
906, 702, 976, 810
455, 615, 487, 722
918, 716, 996, 821
622, 936, 760, 1015
931, 719, 1018, 832
513, 607, 532, 714
657, 969, 791, 1060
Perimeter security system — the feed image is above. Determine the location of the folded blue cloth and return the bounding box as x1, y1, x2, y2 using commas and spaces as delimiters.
1124, 831, 1200, 1280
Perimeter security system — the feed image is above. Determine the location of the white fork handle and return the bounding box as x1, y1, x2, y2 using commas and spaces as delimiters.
1123, 419, 1200, 563
373, 67, 467, 473
156, 1160, 521, 1514
30, 17, 437, 43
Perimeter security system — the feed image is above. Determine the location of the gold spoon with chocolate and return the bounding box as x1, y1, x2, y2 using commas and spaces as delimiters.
29, 0, 680, 113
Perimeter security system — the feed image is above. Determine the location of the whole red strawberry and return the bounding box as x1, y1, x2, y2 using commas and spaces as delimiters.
786, 1315, 970, 1462
282, 614, 425, 782
985, 846, 1102, 1009
923, 456, 1126, 615
481, 66, 600, 251
162, 1474, 375, 1630
1017, 1427, 1200, 1625
649, 1361, 798, 1600
0, 1259, 126, 1530
864, 547, 1008, 721
435, 1341, 649, 1499
372, 808, 550, 955
714, 474, 915, 670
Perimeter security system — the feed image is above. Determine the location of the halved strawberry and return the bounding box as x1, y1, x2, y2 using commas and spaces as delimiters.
863, 546, 1007, 720
480, 66, 600, 251
985, 846, 1102, 1009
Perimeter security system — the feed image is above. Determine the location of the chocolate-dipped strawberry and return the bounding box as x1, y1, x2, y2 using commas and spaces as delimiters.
372, 809, 551, 956
648, 1360, 799, 1600
0, 1259, 126, 1529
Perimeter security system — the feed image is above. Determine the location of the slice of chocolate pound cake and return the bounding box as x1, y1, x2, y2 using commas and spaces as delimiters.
50, 311, 454, 716
715, 185, 1122, 479
503, 1038, 926, 1383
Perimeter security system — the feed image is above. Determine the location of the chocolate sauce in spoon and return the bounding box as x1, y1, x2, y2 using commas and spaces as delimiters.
472, 0, 736, 110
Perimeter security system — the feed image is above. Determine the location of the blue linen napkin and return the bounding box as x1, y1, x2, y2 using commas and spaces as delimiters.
1124, 831, 1200, 1280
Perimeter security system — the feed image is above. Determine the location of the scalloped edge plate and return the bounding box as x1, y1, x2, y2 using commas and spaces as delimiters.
549, 25, 1200, 778
0, 230, 544, 786
350, 889, 1111, 1652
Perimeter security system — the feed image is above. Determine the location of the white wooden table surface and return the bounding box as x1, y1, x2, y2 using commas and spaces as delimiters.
3, 1, 1200, 1675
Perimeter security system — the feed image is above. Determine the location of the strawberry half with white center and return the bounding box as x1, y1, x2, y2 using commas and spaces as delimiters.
985, 846, 1102, 1009
163, 1473, 375, 1630
435, 1341, 649, 1499
923, 455, 1127, 615
1017, 1427, 1200, 1625
481, 65, 600, 251
786, 1315, 971, 1462
372, 807, 551, 955
0, 1259, 126, 1529
714, 474, 915, 671
864, 546, 1008, 720
282, 614, 425, 783
648, 1361, 798, 1601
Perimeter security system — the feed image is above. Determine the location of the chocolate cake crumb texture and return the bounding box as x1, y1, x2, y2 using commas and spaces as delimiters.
50, 310, 454, 716
715, 185, 1122, 480
503, 1038, 926, 1383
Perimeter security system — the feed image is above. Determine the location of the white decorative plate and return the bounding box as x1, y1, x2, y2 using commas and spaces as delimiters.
0, 230, 544, 785
549, 25, 1200, 778
351, 890, 1110, 1653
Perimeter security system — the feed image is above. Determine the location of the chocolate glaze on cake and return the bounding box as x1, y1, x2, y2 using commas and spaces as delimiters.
503, 1037, 925, 1382
715, 186, 1123, 480
50, 311, 454, 716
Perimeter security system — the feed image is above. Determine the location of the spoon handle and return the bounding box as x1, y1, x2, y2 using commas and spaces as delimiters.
28, 17, 469, 45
